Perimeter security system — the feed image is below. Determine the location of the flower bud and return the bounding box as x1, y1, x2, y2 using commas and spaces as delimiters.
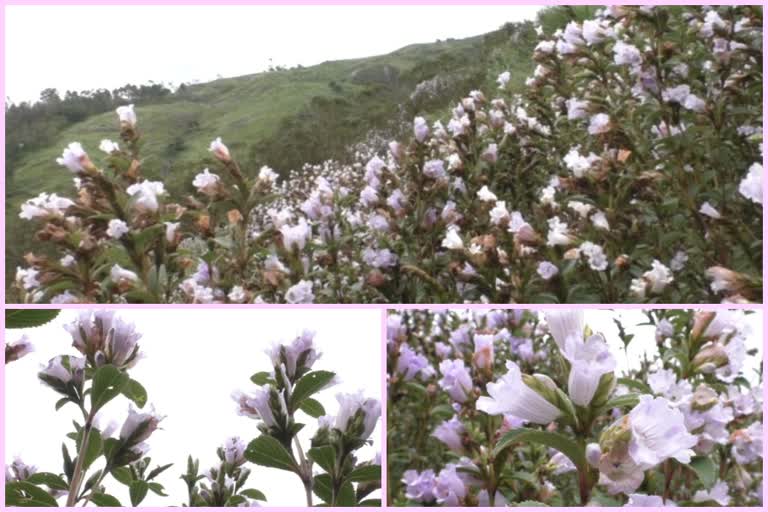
116, 104, 137, 130
38, 355, 85, 394
222, 436, 246, 466
586, 443, 602, 468
232, 386, 279, 427
691, 384, 718, 411
692, 342, 729, 373
56, 142, 97, 175
209, 137, 231, 163
119, 405, 164, 447
6, 335, 34, 363
691, 311, 717, 341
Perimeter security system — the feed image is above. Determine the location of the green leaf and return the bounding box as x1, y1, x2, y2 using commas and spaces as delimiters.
346, 464, 380, 483
358, 499, 381, 506
601, 393, 640, 411
5, 309, 60, 329
291, 370, 336, 410
148, 482, 168, 496
244, 436, 297, 472
122, 378, 148, 408
129, 480, 149, 506
5, 481, 59, 506
494, 428, 586, 472
688, 456, 717, 488
110, 467, 133, 486
54, 398, 71, 411
146, 463, 173, 481
240, 488, 267, 501
299, 397, 326, 418
336, 481, 356, 506
91, 365, 129, 411
515, 500, 549, 506
250, 371, 274, 385
89, 493, 122, 506
313, 473, 332, 504
308, 445, 336, 474
26, 472, 69, 491
225, 495, 248, 506
80, 428, 103, 470
616, 377, 652, 394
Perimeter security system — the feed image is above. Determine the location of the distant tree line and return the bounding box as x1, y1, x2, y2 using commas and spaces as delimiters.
5, 83, 175, 177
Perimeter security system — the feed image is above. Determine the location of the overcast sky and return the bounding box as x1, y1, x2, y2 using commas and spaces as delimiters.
5, 309, 382, 506
4, 5, 541, 104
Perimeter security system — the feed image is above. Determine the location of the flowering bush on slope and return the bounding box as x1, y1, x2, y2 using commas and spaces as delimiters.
5, 313, 381, 507
14, 5, 762, 303
386, 309, 762, 506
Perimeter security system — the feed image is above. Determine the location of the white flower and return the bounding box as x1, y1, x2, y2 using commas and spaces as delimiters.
228, 286, 247, 303
209, 137, 231, 162
56, 142, 89, 173
568, 200, 593, 218
588, 113, 611, 135
414, 116, 429, 142
582, 19, 612, 45
535, 40, 555, 54
164, 222, 179, 243
477, 361, 561, 425
257, 166, 278, 185
285, 280, 314, 304
423, 159, 446, 180
497, 71, 511, 88
546, 216, 572, 246
106, 219, 129, 239
280, 218, 311, 251
15, 267, 40, 290
563, 147, 600, 177
692, 480, 730, 506
489, 201, 510, 226
232, 387, 277, 426
591, 211, 610, 230
19, 193, 75, 220
441, 227, 463, 250
643, 260, 674, 294
481, 143, 498, 163
739, 163, 762, 204
193, 168, 221, 197
625, 494, 675, 507
683, 94, 706, 112
537, 261, 559, 280
126, 181, 165, 212
477, 186, 497, 202
627, 395, 697, 467
699, 202, 721, 219
579, 241, 609, 271
662, 85, 691, 104
561, 334, 616, 406
110, 264, 139, 284
60, 255, 76, 267
566, 98, 589, 120
116, 104, 137, 128
99, 139, 120, 154
613, 41, 642, 66
545, 310, 584, 350
630, 277, 647, 299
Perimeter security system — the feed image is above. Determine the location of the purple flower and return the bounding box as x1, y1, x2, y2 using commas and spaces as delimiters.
402, 469, 436, 502
432, 416, 466, 454
438, 359, 473, 402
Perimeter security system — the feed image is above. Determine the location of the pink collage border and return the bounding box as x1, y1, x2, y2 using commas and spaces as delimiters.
1, 1, 766, 510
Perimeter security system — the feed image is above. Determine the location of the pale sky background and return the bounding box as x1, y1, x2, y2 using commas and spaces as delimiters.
5, 309, 382, 507
4, 5, 542, 105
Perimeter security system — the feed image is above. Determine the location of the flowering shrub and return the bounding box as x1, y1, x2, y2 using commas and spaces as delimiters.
13, 5, 762, 303
5, 312, 381, 507
387, 309, 763, 506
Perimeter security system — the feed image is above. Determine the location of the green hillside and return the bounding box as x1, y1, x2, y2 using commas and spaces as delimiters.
6, 21, 540, 289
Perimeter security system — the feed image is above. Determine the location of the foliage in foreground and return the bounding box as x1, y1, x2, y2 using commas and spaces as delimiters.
5, 312, 381, 506
387, 309, 763, 507
12, 6, 763, 303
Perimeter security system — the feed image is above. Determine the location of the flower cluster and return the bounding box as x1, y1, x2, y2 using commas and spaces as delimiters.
13, 5, 762, 304
387, 309, 762, 506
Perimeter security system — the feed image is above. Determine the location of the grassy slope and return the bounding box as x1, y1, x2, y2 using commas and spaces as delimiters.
5, 22, 538, 288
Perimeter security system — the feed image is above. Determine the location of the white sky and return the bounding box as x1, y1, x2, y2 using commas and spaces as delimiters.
4, 5, 541, 104
4, 309, 382, 507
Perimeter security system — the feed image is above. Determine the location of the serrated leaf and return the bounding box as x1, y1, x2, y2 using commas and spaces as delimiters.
129, 480, 149, 506
313, 473, 332, 504
299, 397, 326, 418
494, 428, 586, 472
110, 467, 133, 486
244, 436, 297, 472
91, 365, 129, 411
308, 445, 336, 474
5, 481, 59, 506
89, 493, 121, 506
240, 488, 267, 501
291, 370, 336, 411
122, 378, 147, 408
345, 464, 380, 483
5, 309, 60, 329
26, 472, 68, 491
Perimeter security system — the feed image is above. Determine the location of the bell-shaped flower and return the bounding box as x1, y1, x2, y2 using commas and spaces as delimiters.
116, 104, 137, 129
232, 386, 279, 427
119, 405, 164, 447
402, 469, 437, 503
545, 310, 584, 350
431, 416, 466, 454
561, 333, 616, 406
476, 361, 561, 424
126, 180, 165, 212
333, 391, 380, 440
38, 355, 85, 393
438, 359, 473, 403
193, 168, 221, 197
209, 137, 231, 163
56, 142, 94, 173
